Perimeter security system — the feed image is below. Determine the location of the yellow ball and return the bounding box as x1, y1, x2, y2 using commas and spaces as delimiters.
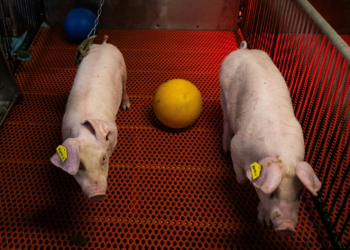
153, 79, 203, 129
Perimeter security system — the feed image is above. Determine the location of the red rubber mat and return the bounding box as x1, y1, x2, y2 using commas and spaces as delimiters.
0, 28, 333, 249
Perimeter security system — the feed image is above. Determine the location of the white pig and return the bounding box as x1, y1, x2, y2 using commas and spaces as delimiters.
50, 35, 130, 202
219, 41, 321, 236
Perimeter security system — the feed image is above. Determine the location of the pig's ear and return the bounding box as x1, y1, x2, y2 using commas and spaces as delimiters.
50, 138, 80, 175
296, 162, 321, 196
247, 157, 283, 194
83, 119, 118, 151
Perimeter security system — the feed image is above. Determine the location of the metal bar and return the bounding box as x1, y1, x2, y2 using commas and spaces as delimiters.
248, 0, 260, 47
244, 0, 254, 45
241, 0, 249, 30
295, 0, 350, 64
274, 0, 293, 66
335, 159, 350, 222
244, 0, 255, 45
18, 0, 26, 30
266, 0, 281, 54
0, 42, 21, 129
305, 46, 338, 166
34, 0, 40, 25
333, 167, 350, 228
32, 0, 37, 26
238, 0, 245, 28
247, 2, 256, 44
238, 1, 249, 48
279, 0, 298, 77
242, 0, 254, 46
12, 0, 20, 32
261, 0, 273, 51
251, 0, 264, 48
28, 0, 34, 28
258, 0, 267, 50
239, 1, 349, 249
295, 26, 320, 119
283, 5, 306, 85
299, 31, 324, 126
17, 0, 26, 31
290, 17, 312, 100
280, 1, 300, 78
0, 0, 13, 65
315, 58, 344, 184
341, 196, 350, 242
253, 0, 265, 49
255, 0, 268, 50
39, 0, 46, 27
11, 5, 44, 73
8, 0, 18, 37
302, 35, 328, 140
312, 195, 345, 250
323, 66, 350, 203
262, 0, 278, 54
270, 0, 286, 60
292, 21, 316, 102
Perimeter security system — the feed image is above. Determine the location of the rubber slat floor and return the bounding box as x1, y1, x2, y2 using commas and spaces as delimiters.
0, 28, 332, 249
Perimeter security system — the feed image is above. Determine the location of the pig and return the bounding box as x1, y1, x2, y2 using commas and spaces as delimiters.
50, 35, 130, 202
219, 41, 321, 236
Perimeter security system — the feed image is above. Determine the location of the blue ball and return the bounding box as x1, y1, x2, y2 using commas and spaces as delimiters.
64, 8, 99, 43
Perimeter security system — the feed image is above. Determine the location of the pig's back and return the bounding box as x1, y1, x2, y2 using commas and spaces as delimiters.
65, 44, 125, 124
220, 49, 305, 161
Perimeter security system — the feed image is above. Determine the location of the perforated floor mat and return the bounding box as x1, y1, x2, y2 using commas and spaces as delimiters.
0, 28, 333, 249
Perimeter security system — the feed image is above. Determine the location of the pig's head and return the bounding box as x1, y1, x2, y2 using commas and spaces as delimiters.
247, 157, 321, 236
50, 119, 118, 202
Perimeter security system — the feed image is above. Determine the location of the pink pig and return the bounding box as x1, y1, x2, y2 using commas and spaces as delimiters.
219, 41, 321, 236
50, 36, 130, 202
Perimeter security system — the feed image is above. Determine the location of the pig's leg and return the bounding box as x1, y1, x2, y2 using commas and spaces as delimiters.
120, 69, 131, 111
220, 90, 233, 154
230, 137, 248, 184
257, 202, 271, 228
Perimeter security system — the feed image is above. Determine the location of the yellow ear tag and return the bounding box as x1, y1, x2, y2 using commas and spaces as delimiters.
250, 162, 261, 179
56, 145, 67, 162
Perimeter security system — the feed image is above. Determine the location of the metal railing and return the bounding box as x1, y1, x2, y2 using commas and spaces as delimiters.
0, 0, 44, 71
0, 0, 44, 128
238, 0, 350, 249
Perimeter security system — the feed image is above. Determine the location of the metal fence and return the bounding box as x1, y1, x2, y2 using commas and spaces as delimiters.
0, 0, 44, 71
0, 0, 44, 128
238, 0, 350, 249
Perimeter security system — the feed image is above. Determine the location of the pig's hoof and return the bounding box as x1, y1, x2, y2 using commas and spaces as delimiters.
259, 220, 272, 229
222, 147, 230, 156
222, 141, 231, 155
257, 203, 271, 228
121, 94, 131, 111
122, 103, 131, 111
258, 215, 272, 229
275, 227, 296, 236
236, 177, 247, 184
88, 193, 106, 202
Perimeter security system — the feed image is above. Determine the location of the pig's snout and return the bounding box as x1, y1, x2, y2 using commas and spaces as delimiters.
88, 193, 106, 202
275, 222, 296, 236
82, 179, 108, 202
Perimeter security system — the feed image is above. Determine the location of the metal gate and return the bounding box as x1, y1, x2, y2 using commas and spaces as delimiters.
0, 0, 44, 127
0, 0, 44, 70
238, 0, 350, 249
